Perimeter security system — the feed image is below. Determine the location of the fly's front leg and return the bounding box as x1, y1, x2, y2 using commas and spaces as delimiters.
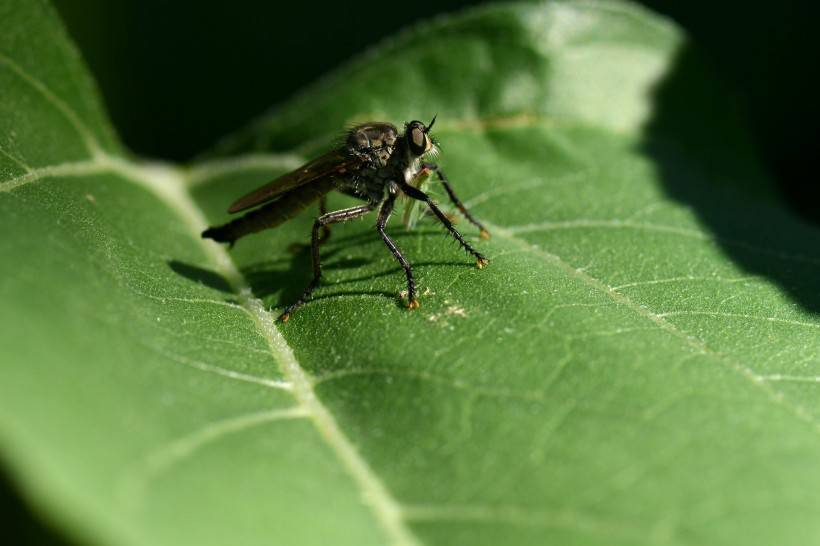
423, 162, 490, 239
280, 204, 374, 321
400, 181, 489, 269
377, 192, 419, 309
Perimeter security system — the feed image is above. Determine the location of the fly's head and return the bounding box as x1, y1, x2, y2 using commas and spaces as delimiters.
403, 116, 439, 162
401, 116, 441, 230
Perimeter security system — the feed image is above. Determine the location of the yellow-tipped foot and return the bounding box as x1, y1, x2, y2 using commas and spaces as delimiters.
408, 300, 421, 310
279, 313, 290, 322
476, 257, 489, 269
479, 229, 490, 240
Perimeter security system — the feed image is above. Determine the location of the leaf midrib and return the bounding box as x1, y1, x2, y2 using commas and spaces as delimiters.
1, 34, 422, 534
5, 147, 819, 445
94, 155, 422, 546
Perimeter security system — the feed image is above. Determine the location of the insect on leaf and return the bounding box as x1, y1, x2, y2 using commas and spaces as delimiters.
3, 1, 820, 546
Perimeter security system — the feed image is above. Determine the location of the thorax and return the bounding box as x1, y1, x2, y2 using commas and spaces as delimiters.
338, 145, 421, 203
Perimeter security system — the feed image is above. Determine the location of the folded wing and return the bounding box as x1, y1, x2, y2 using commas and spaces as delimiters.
227, 150, 361, 213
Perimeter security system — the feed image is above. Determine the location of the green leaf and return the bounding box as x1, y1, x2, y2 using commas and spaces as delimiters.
3, 1, 820, 546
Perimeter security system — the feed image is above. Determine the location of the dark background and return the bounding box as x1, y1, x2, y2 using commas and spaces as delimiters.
54, 0, 819, 220
4, 0, 819, 542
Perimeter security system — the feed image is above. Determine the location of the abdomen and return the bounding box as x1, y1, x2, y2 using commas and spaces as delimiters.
202, 180, 334, 246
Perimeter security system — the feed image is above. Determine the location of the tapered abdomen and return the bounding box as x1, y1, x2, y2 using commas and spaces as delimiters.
202, 181, 333, 246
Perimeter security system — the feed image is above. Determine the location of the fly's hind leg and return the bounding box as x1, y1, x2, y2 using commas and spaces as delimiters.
317, 195, 331, 246
280, 203, 374, 321
289, 196, 336, 254
423, 162, 490, 239
377, 193, 419, 309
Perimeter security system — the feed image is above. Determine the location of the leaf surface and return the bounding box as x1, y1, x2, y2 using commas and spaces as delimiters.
2, 2, 820, 546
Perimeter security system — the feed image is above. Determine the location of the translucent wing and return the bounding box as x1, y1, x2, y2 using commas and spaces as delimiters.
227, 150, 361, 213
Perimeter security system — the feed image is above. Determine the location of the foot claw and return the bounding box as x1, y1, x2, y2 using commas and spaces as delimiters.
479, 229, 490, 240
476, 257, 489, 269
408, 299, 420, 310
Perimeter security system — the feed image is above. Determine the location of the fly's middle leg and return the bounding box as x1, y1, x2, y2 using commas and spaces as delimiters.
280, 203, 374, 321
288, 195, 335, 254
377, 193, 418, 309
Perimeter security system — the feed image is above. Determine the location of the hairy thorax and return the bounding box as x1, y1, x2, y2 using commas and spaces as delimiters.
336, 138, 423, 205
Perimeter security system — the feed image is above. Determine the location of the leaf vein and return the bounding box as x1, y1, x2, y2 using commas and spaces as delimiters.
0, 52, 103, 157
506, 219, 820, 265
118, 407, 308, 508
0, 159, 105, 191
106, 158, 424, 546
612, 275, 758, 290
657, 311, 820, 330
487, 220, 820, 436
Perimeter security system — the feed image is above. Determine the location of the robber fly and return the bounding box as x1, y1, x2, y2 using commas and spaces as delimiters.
202, 117, 489, 321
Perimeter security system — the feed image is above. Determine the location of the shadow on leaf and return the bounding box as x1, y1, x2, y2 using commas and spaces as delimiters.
0, 462, 77, 546
241, 245, 374, 305
643, 44, 820, 314
168, 260, 233, 293
170, 224, 478, 312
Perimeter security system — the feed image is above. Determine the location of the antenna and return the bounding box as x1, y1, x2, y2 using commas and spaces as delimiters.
424, 114, 437, 133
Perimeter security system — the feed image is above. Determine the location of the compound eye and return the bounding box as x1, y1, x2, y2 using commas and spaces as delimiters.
407, 123, 428, 155
412, 127, 425, 148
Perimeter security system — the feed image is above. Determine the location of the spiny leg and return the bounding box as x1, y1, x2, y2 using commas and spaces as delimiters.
423, 162, 490, 239
399, 181, 489, 269
290, 193, 358, 254
377, 193, 418, 309
280, 204, 374, 321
